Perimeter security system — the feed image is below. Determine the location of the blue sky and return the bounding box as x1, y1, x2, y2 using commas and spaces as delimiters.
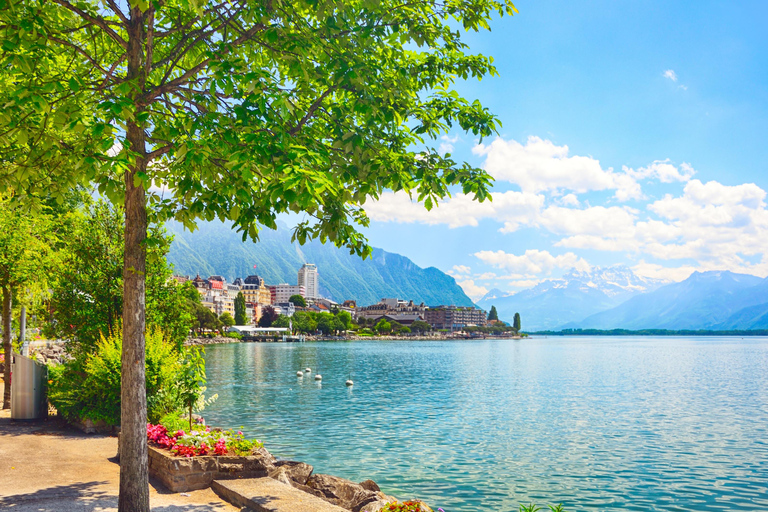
359, 0, 768, 300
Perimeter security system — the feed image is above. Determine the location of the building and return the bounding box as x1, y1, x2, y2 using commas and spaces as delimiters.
171, 275, 190, 285
240, 274, 272, 306
424, 306, 487, 330
273, 302, 296, 317
269, 284, 305, 304
356, 298, 427, 323
297, 263, 319, 299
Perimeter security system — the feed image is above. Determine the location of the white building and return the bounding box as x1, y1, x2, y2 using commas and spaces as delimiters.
269, 284, 305, 304
298, 263, 318, 299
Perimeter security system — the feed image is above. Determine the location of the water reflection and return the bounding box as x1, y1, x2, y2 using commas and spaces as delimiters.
203, 337, 768, 512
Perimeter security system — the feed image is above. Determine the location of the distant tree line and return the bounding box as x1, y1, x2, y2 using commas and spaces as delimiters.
532, 328, 768, 336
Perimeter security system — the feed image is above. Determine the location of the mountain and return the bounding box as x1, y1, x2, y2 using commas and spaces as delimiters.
574, 270, 765, 330
165, 220, 474, 307
477, 266, 666, 330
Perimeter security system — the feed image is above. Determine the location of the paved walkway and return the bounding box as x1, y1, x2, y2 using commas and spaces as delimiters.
0, 380, 239, 511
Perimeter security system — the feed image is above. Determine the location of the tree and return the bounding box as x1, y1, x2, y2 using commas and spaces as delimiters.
1, 0, 515, 507
219, 312, 235, 328
0, 196, 54, 408
289, 294, 307, 308
488, 306, 498, 322
234, 292, 247, 326
316, 313, 334, 335
47, 200, 191, 350
272, 315, 290, 328
375, 319, 392, 334
513, 313, 521, 333
193, 304, 219, 334
258, 305, 278, 327
411, 320, 431, 334
336, 310, 352, 331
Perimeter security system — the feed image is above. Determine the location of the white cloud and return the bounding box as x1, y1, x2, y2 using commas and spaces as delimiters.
457, 279, 489, 301
508, 279, 542, 288
624, 160, 695, 183
663, 69, 678, 82
439, 134, 460, 155
474, 249, 591, 275
365, 134, 768, 287
632, 261, 696, 282
472, 136, 650, 201
558, 194, 580, 207
473, 136, 616, 194
365, 190, 544, 231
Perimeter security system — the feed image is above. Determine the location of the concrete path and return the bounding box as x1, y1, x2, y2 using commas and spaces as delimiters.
0, 380, 239, 512
213, 478, 348, 512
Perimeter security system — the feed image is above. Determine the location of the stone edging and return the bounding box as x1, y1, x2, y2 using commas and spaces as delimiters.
148, 444, 272, 492
146, 443, 430, 512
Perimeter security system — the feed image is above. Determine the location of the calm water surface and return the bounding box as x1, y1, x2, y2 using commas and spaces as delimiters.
202, 337, 768, 511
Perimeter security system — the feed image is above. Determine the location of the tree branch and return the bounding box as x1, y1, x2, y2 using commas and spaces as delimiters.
51, 0, 129, 50
290, 86, 337, 135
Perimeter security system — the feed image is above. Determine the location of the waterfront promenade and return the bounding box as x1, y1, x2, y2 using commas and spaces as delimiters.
0, 381, 237, 512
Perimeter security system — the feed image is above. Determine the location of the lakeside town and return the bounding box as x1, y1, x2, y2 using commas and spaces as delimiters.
179, 262, 517, 339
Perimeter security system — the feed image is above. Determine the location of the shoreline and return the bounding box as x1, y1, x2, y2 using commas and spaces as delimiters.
186, 334, 523, 346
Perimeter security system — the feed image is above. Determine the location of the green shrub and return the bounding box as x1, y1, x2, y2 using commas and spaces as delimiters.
224, 331, 243, 339
49, 326, 191, 425
159, 410, 190, 433
227, 437, 262, 456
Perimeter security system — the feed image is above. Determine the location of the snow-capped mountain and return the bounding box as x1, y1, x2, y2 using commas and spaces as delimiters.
573, 270, 768, 330
477, 265, 667, 330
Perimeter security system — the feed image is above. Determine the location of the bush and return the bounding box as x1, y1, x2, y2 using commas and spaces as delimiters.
49, 326, 191, 425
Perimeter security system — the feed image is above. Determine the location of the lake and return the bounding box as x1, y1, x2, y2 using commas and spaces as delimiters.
202, 337, 768, 511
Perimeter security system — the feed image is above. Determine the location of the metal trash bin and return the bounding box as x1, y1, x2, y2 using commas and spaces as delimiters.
11, 353, 48, 420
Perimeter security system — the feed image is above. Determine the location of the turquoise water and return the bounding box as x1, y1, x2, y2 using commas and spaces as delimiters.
202, 337, 768, 511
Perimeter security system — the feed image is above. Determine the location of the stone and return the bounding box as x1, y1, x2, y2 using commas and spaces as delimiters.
359, 480, 380, 493
269, 460, 314, 487
359, 500, 390, 512
306, 473, 380, 512
212, 477, 349, 512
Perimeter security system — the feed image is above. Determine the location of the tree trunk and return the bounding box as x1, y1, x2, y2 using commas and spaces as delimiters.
118, 5, 150, 512
2, 286, 11, 409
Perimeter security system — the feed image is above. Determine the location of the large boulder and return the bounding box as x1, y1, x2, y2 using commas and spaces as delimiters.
269, 460, 314, 487
306, 473, 380, 512
359, 480, 380, 492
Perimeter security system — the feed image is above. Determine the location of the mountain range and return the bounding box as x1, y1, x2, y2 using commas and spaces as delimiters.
164, 220, 474, 307
573, 270, 768, 330
477, 266, 768, 331
477, 266, 667, 330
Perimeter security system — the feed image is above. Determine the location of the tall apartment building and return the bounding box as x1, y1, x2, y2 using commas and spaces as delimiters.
297, 263, 319, 299
269, 284, 305, 304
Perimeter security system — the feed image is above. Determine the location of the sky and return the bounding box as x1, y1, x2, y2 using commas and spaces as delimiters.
356, 0, 768, 301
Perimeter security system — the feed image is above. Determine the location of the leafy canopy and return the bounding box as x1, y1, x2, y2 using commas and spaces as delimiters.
1, 0, 515, 254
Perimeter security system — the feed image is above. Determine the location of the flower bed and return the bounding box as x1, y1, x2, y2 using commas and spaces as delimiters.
147, 423, 262, 457
145, 422, 275, 492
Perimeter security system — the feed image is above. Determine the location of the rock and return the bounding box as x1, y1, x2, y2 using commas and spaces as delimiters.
359, 480, 380, 493
251, 446, 277, 468
306, 473, 380, 512
269, 460, 314, 487
359, 500, 390, 512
